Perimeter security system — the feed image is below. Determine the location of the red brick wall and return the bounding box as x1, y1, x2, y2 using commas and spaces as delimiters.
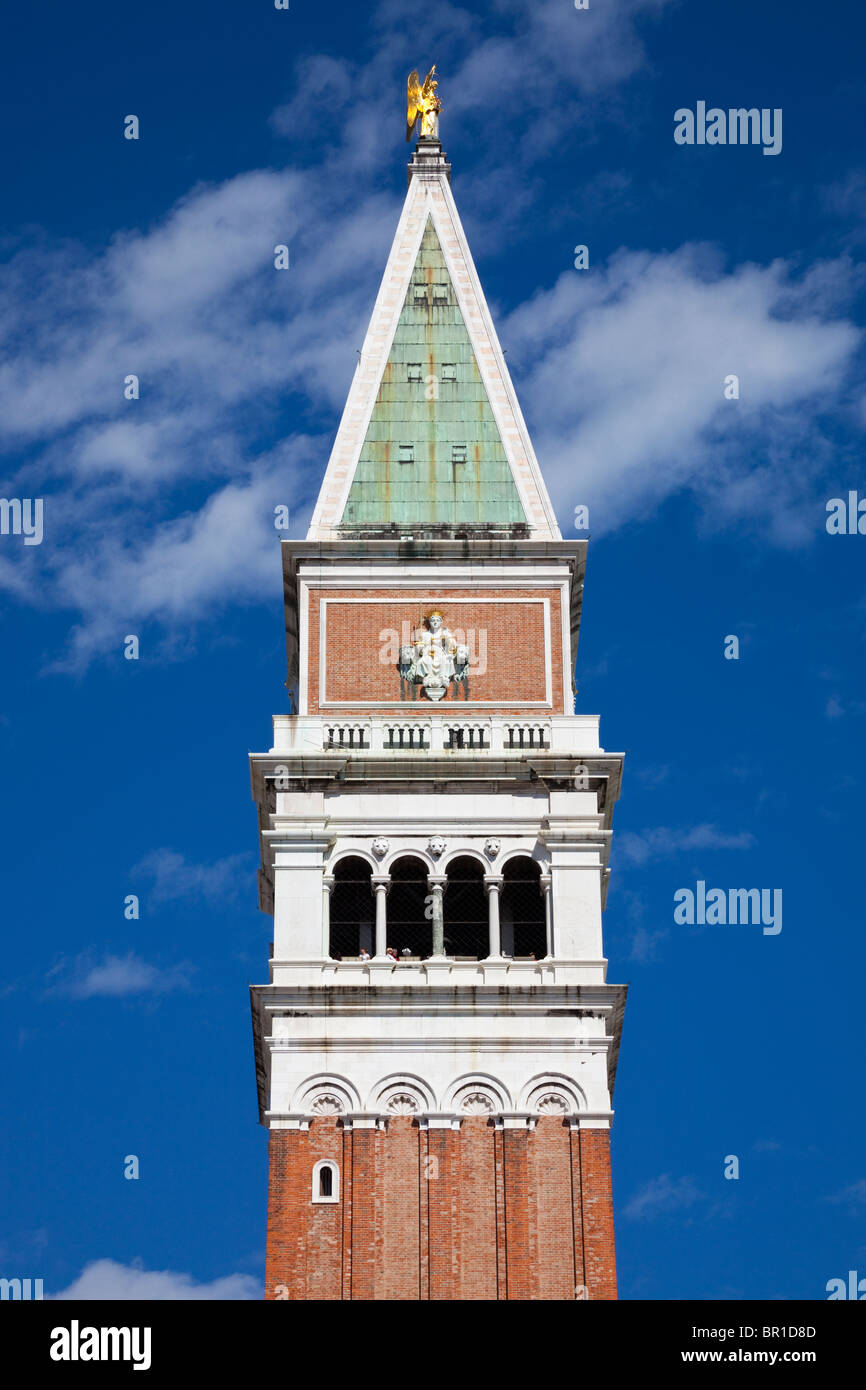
381, 1117, 422, 1300
264, 1118, 617, 1300
456, 1118, 498, 1300
578, 1128, 618, 1300
532, 1116, 580, 1300
305, 587, 567, 714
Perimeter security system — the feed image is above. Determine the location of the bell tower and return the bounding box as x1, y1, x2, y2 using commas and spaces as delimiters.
250, 115, 627, 1301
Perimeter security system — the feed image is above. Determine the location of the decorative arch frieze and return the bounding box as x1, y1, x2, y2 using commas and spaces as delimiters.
519, 1074, 585, 1116
443, 1073, 512, 1115
368, 1074, 436, 1115
294, 1075, 362, 1116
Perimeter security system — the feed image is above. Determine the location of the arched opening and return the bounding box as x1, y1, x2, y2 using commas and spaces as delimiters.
501, 857, 546, 959
319, 1165, 333, 1197
387, 856, 432, 959
329, 857, 373, 960
444, 856, 489, 960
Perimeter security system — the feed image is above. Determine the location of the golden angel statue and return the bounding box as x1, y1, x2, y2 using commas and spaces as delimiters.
407, 66, 442, 141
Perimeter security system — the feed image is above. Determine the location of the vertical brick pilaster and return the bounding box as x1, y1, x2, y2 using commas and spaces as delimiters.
569, 1122, 586, 1295
426, 1126, 457, 1299
341, 1123, 353, 1299
419, 1128, 430, 1300
502, 1126, 532, 1300
530, 1117, 576, 1300
350, 1125, 380, 1300
381, 1117, 422, 1299
494, 1126, 507, 1299
580, 1128, 618, 1300
457, 1116, 498, 1299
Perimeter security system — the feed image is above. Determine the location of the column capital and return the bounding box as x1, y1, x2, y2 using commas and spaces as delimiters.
417, 1112, 461, 1130
495, 1112, 536, 1131
264, 1111, 310, 1131
370, 875, 391, 892
322, 874, 336, 893
342, 1112, 386, 1130
427, 874, 447, 890
484, 874, 504, 892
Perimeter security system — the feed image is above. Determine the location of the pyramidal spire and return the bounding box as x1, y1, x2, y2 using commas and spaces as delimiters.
307, 103, 561, 541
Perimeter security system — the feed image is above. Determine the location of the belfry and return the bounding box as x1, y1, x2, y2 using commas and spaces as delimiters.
250, 82, 627, 1300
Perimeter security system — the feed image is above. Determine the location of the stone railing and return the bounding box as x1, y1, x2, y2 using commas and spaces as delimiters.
270, 714, 602, 758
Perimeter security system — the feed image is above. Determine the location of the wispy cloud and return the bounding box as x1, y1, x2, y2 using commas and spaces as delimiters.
132, 848, 254, 905
617, 823, 756, 867
53, 1258, 260, 1300
505, 246, 861, 545
629, 925, 670, 963
826, 1179, 866, 1207
624, 1174, 704, 1221
46, 952, 193, 1000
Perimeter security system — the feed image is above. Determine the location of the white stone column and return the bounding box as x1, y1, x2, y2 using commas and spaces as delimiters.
484, 874, 504, 959
540, 873, 553, 959
322, 874, 335, 957
427, 875, 447, 957
371, 875, 390, 958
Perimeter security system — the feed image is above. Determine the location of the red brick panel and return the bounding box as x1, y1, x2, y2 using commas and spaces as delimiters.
501, 1128, 533, 1300
306, 587, 566, 714
341, 1125, 353, 1299
531, 1118, 577, 1300
569, 1124, 586, 1295
419, 1129, 431, 1300
494, 1127, 508, 1299
380, 1117, 422, 1300
426, 1127, 458, 1300
349, 1126, 381, 1300
456, 1117, 498, 1300
579, 1129, 618, 1300
304, 1120, 343, 1301
264, 1131, 307, 1301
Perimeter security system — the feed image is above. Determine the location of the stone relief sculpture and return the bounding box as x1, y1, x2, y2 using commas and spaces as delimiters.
397, 611, 470, 702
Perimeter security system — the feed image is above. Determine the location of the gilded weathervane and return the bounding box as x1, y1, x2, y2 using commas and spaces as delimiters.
406, 66, 442, 141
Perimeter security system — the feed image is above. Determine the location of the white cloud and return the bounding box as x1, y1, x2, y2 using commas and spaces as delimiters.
617, 823, 756, 867
629, 925, 669, 963
53, 1258, 260, 1301
504, 247, 860, 543
46, 952, 193, 1000
826, 1179, 866, 1206
624, 1174, 704, 1221
132, 848, 253, 904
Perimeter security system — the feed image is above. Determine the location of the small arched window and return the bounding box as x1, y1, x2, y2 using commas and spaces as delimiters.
312, 1160, 340, 1204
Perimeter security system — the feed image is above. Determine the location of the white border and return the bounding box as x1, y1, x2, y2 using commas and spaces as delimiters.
317, 595, 552, 708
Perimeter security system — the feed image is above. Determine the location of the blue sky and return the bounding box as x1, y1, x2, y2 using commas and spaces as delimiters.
1, 0, 864, 1299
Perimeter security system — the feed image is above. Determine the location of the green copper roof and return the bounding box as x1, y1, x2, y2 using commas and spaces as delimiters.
340, 217, 527, 530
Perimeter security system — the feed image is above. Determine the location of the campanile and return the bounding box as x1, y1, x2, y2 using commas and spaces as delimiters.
250, 108, 627, 1301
